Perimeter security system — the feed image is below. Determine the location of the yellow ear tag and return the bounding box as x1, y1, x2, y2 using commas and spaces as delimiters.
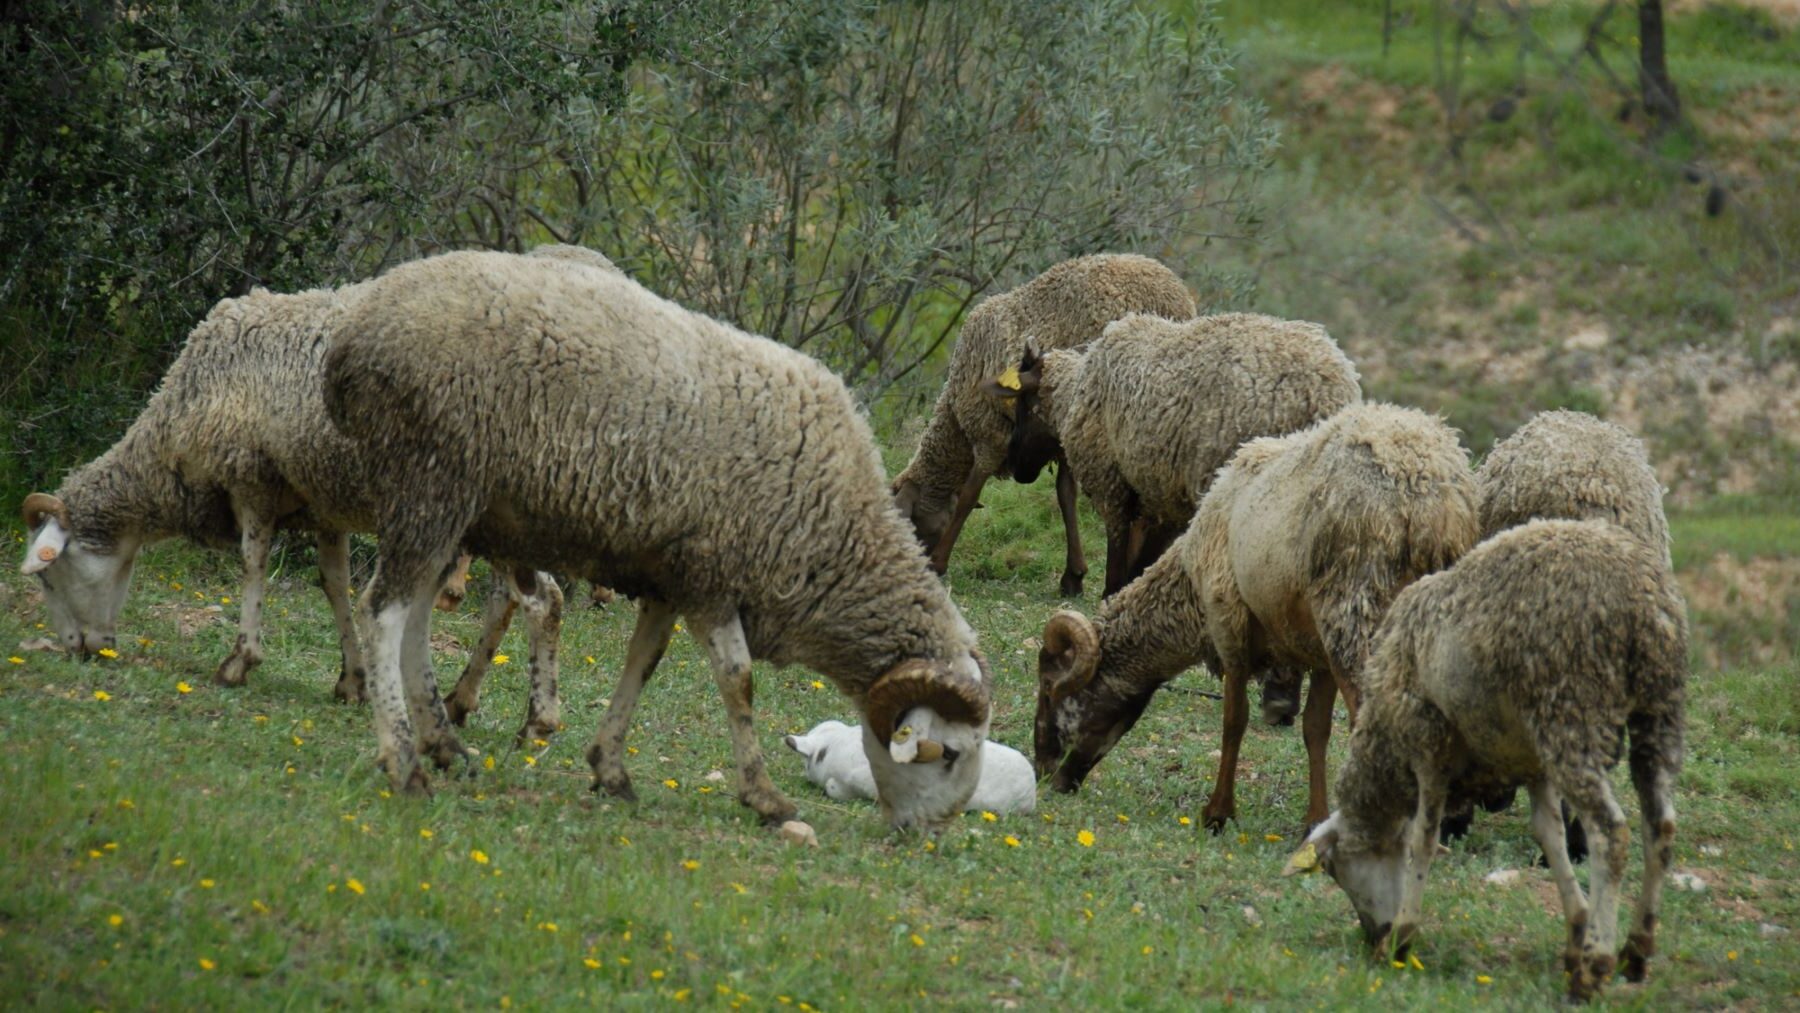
996, 367, 1022, 392
1284, 841, 1321, 876
37, 546, 57, 563
893, 725, 914, 744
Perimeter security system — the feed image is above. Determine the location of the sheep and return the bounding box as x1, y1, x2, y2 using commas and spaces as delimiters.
891, 254, 1196, 595
1439, 409, 1674, 853
320, 249, 992, 831
981, 311, 1362, 596
1033, 403, 1479, 832
17, 277, 567, 742
1284, 519, 1687, 1003
783, 720, 1037, 814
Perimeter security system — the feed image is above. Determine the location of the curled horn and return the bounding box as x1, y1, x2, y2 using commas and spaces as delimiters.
1039, 611, 1100, 700
21, 493, 69, 531
866, 653, 991, 752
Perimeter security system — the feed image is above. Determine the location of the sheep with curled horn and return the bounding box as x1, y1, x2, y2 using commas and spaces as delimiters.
980, 311, 1361, 598
16, 252, 591, 743
891, 254, 1195, 596
322, 250, 991, 830
1285, 519, 1687, 1004
1034, 403, 1479, 833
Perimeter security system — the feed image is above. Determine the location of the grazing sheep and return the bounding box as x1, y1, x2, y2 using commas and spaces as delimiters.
1439, 409, 1674, 853
892, 254, 1195, 595
1285, 519, 1687, 1003
322, 250, 991, 830
18, 279, 566, 742
783, 720, 1037, 814
982, 311, 1361, 596
1034, 404, 1478, 832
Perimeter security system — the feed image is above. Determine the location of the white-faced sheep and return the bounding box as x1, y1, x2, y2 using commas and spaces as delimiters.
1033, 404, 1478, 832
981, 311, 1361, 596
783, 719, 1037, 815
321, 250, 992, 830
892, 254, 1195, 595
1439, 409, 1674, 852
18, 276, 565, 742
1285, 519, 1687, 1003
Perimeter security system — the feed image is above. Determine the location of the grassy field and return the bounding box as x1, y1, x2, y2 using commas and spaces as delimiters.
3, 470, 1798, 1009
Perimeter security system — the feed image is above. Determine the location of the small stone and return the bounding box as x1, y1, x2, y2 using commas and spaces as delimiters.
1759, 922, 1788, 939
1484, 868, 1521, 886
1240, 904, 1262, 926
704, 769, 726, 783
17, 637, 57, 652
1563, 325, 1610, 353
1022, 637, 1042, 651
1699, 844, 1723, 857
778, 820, 818, 848
1670, 871, 1707, 893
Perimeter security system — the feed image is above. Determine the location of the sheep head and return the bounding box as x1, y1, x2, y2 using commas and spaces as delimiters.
19, 491, 139, 656
1033, 610, 1157, 792
980, 339, 1062, 485
862, 652, 991, 832
1286, 812, 1407, 956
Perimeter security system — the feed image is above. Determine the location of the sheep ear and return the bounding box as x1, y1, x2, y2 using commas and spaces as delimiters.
1284, 817, 1340, 877
22, 516, 70, 575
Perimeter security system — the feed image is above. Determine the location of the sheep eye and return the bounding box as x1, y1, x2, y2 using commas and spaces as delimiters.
941, 746, 961, 765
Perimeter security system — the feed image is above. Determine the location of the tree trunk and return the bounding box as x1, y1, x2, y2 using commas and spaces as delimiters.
1638, 0, 1680, 131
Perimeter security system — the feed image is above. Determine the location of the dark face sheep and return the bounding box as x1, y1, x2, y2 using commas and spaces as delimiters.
1032, 611, 1159, 790
979, 341, 1064, 486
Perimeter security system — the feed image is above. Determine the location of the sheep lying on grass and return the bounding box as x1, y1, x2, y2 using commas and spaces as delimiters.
323, 250, 991, 830
1286, 519, 1687, 1003
18, 282, 564, 740
1034, 404, 1478, 832
892, 254, 1195, 595
784, 720, 1037, 814
984, 312, 1360, 596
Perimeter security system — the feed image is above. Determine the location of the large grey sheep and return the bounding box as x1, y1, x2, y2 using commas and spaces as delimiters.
981, 311, 1361, 596
1284, 519, 1687, 1003
18, 276, 565, 742
891, 254, 1195, 595
321, 250, 992, 831
1033, 404, 1479, 832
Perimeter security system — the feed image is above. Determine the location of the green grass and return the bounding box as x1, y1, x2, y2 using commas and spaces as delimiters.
4, 481, 1799, 1008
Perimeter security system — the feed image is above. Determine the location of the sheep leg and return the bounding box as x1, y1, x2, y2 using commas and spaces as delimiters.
1101, 519, 1133, 599
513, 569, 564, 745
434, 553, 474, 612
1055, 461, 1087, 598
693, 611, 798, 825
362, 568, 433, 795
1563, 781, 1628, 1002
401, 579, 471, 775
318, 532, 369, 704
214, 513, 273, 687
1620, 711, 1681, 982
445, 568, 519, 727
1527, 780, 1590, 981
585, 599, 678, 800
1299, 669, 1337, 831
1201, 659, 1252, 834
927, 464, 988, 575
1391, 769, 1448, 960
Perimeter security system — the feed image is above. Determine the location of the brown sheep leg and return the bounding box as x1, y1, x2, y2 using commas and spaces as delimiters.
927, 464, 987, 575
1055, 461, 1087, 598
1102, 518, 1134, 598
214, 512, 272, 687
446, 569, 518, 727
1201, 659, 1252, 833
585, 599, 677, 801
1299, 670, 1338, 832
1621, 712, 1680, 983
318, 533, 368, 704
693, 611, 798, 825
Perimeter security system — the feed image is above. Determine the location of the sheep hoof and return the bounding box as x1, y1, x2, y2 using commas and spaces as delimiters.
379, 752, 431, 797
213, 651, 255, 687
445, 695, 474, 726
1201, 809, 1232, 835
333, 668, 368, 705
424, 735, 473, 773
1619, 936, 1652, 983
516, 717, 559, 747
1059, 570, 1085, 598
744, 789, 800, 826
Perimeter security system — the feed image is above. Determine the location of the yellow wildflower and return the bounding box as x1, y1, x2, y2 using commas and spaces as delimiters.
1141, 946, 1153, 955
1003, 836, 1021, 848
1077, 830, 1096, 847
1265, 833, 1284, 842
810, 680, 825, 690
220, 596, 232, 605
346, 878, 365, 895
681, 859, 700, 871
651, 969, 665, 980
523, 756, 536, 767
1178, 816, 1192, 826
6, 657, 23, 665
730, 882, 748, 894
910, 933, 926, 947
97, 648, 119, 659
470, 849, 490, 864
176, 682, 193, 694
1728, 950, 1739, 961
1476, 975, 1493, 985
492, 654, 510, 666
674, 989, 692, 1001
539, 922, 559, 932
93, 690, 112, 701
291, 736, 304, 747
107, 914, 123, 927
419, 882, 430, 891
664, 778, 680, 790
584, 656, 596, 665
117, 799, 134, 809
484, 755, 496, 770
1409, 953, 1424, 971
252, 900, 270, 914
171, 857, 186, 867
981, 811, 997, 822
583, 958, 601, 969
420, 828, 434, 839
1116, 813, 1129, 824
200, 879, 215, 889
253, 714, 268, 724
198, 957, 216, 971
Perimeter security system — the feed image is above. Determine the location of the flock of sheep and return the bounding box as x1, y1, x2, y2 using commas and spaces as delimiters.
19, 248, 1686, 1002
